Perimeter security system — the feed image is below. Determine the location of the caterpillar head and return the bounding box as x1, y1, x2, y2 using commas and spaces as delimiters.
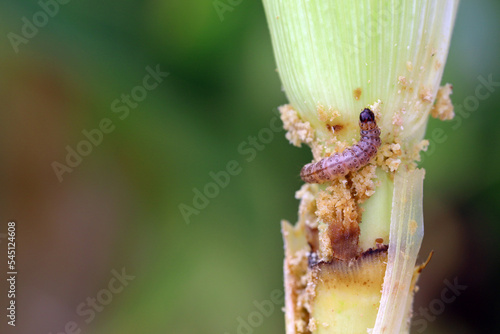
360, 108, 375, 123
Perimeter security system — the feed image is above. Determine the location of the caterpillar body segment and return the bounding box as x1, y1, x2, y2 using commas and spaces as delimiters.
300, 109, 381, 184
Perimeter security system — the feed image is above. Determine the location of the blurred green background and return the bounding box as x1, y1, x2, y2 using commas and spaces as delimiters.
0, 1, 499, 333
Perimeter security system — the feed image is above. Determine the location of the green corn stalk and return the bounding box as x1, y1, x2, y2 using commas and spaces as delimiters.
262, 1, 459, 333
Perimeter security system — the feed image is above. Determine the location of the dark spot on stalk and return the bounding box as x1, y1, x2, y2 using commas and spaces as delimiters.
308, 252, 319, 268
361, 244, 389, 258
353, 87, 362, 100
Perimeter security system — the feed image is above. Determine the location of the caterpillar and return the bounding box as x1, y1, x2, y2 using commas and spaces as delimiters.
300, 108, 381, 184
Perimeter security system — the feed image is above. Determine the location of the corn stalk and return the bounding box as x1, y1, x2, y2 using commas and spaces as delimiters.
262, 1, 459, 333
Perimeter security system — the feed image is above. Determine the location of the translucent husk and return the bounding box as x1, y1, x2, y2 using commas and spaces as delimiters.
372, 167, 425, 333
263, 0, 458, 333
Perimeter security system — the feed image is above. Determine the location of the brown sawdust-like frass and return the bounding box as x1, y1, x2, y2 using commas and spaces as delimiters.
315, 163, 378, 262
431, 83, 454, 120
279, 104, 314, 147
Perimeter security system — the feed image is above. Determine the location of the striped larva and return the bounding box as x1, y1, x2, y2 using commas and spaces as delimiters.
300, 108, 381, 184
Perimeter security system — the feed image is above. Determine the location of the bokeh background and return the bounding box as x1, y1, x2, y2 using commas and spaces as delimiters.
0, 1, 499, 333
